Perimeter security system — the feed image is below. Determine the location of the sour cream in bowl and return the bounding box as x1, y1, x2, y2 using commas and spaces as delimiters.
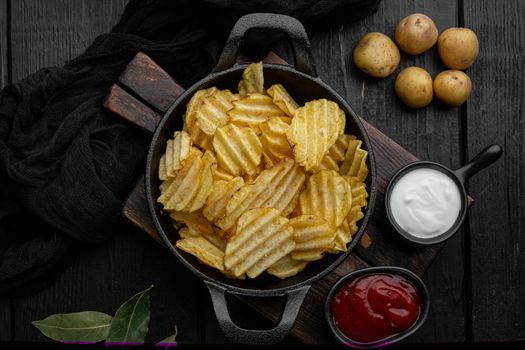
389, 167, 462, 239
385, 145, 502, 245
385, 162, 468, 245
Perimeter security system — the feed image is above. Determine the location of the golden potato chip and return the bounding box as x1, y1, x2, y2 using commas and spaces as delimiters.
159, 178, 173, 194
195, 89, 237, 135
330, 220, 353, 253
176, 236, 225, 271
185, 87, 218, 123
165, 131, 192, 177
159, 154, 168, 181
338, 109, 346, 135
291, 249, 326, 262
217, 158, 306, 232
267, 255, 308, 279
290, 215, 336, 251
313, 134, 352, 172
340, 138, 369, 182
287, 99, 342, 171
259, 117, 293, 165
157, 149, 202, 210
229, 94, 283, 131
289, 215, 336, 262
159, 150, 216, 212
184, 88, 217, 150
348, 179, 368, 208
170, 210, 214, 236
214, 166, 235, 181
267, 84, 299, 117
203, 177, 244, 223
212, 124, 263, 177
185, 151, 217, 212
225, 208, 295, 278
238, 62, 264, 96
299, 170, 352, 228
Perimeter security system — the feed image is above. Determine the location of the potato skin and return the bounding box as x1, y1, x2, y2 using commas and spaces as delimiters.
353, 32, 400, 78
395, 67, 433, 108
433, 70, 472, 106
438, 28, 479, 69
395, 13, 438, 55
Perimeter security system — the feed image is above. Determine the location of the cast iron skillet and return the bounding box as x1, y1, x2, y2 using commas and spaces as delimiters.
145, 13, 377, 343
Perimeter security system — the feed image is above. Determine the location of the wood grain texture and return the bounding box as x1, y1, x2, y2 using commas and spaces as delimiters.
9, 0, 128, 82
0, 0, 12, 341
332, 0, 466, 342
0, 299, 11, 341
119, 52, 185, 113
0, 0, 8, 88
463, 0, 525, 341
104, 84, 161, 133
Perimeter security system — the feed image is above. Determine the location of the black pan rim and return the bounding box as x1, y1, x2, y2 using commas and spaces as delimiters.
145, 63, 378, 296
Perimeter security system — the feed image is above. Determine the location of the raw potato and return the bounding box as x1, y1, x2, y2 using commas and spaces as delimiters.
395, 13, 438, 55
438, 28, 479, 69
353, 32, 400, 78
433, 70, 472, 106
395, 67, 433, 108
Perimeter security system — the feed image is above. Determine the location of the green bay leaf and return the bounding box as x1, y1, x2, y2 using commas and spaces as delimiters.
156, 325, 178, 346
106, 285, 153, 345
32, 311, 112, 342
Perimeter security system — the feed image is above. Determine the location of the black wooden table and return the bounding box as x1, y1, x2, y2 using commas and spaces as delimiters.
1, 0, 523, 344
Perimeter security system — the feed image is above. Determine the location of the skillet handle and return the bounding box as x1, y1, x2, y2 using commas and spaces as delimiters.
213, 13, 317, 77
205, 280, 310, 344
454, 144, 503, 182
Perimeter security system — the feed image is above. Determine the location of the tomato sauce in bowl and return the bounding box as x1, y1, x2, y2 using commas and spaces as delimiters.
325, 267, 429, 348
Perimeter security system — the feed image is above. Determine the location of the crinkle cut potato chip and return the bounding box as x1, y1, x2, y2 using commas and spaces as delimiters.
238, 62, 264, 96
217, 158, 305, 233
267, 84, 299, 117
184, 87, 216, 150
158, 150, 216, 212
340, 138, 369, 182
259, 117, 293, 166
195, 89, 237, 135
156, 61, 370, 279
225, 208, 295, 278
213, 124, 263, 177
203, 177, 244, 223
176, 236, 225, 271
267, 255, 308, 279
228, 93, 283, 131
299, 169, 352, 228
289, 215, 336, 262
287, 99, 343, 171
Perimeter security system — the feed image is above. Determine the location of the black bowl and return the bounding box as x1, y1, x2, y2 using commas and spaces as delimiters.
325, 266, 430, 348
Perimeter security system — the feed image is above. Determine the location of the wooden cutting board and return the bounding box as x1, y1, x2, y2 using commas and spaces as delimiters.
103, 52, 471, 344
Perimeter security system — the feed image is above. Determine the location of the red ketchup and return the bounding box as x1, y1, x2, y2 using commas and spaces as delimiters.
331, 273, 420, 343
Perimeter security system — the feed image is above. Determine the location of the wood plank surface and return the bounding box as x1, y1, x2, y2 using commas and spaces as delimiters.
0, 0, 8, 88
0, 0, 12, 341
463, 0, 525, 341
326, 0, 466, 342
6, 0, 200, 344
9, 0, 128, 82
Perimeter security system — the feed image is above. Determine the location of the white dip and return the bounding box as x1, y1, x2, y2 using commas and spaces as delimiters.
389, 167, 462, 238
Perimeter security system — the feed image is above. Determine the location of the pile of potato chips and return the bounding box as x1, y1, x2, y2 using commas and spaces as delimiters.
158, 62, 369, 279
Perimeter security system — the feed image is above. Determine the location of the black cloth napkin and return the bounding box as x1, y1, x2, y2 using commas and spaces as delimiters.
0, 0, 380, 295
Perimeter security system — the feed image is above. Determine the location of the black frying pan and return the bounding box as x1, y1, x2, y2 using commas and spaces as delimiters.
145, 13, 377, 344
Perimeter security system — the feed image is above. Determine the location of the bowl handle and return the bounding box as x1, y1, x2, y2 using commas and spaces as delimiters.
454, 144, 503, 182
213, 13, 317, 78
205, 280, 310, 344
